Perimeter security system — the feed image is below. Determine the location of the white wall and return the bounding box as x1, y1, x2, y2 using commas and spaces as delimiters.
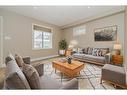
63, 13, 125, 54
125, 7, 127, 68
0, 9, 62, 59
0, 16, 3, 66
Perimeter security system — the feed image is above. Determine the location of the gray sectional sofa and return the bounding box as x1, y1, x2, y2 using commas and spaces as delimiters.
72, 47, 111, 65
4, 54, 78, 89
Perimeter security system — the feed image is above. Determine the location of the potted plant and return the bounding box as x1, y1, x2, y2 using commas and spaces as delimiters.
59, 39, 67, 56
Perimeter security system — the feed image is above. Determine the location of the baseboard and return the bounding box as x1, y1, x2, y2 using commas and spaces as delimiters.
31, 55, 59, 62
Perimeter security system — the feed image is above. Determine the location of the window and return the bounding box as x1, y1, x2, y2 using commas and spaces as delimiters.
73, 25, 86, 36
32, 24, 52, 49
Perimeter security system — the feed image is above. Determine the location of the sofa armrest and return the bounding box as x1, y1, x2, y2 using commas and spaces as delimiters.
124, 67, 127, 85
104, 53, 111, 64
33, 64, 44, 76
61, 78, 78, 89
23, 57, 31, 64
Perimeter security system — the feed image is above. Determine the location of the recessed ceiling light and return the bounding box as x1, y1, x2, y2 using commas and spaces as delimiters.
87, 6, 91, 9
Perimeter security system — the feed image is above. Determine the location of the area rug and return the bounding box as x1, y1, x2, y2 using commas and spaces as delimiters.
35, 58, 116, 90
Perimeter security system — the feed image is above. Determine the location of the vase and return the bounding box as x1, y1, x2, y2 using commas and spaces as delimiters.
68, 58, 72, 64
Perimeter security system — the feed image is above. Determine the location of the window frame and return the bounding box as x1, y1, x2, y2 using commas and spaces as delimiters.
32, 23, 53, 50
73, 25, 86, 37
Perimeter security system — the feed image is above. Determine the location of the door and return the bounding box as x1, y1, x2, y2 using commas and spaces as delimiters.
0, 16, 3, 65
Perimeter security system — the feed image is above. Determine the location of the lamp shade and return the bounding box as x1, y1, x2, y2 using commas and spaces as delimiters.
113, 44, 122, 50
68, 44, 74, 49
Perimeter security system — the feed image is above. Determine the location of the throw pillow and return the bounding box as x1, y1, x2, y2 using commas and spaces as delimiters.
101, 50, 108, 56
98, 50, 102, 56
77, 48, 83, 53
92, 48, 101, 56
101, 48, 109, 56
72, 48, 78, 53
15, 54, 24, 67
92, 49, 98, 56
92, 48, 103, 56
22, 64, 41, 89
87, 47, 93, 55
5, 53, 16, 65
82, 48, 88, 54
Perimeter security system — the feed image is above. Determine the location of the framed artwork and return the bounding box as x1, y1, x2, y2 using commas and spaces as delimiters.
94, 25, 117, 41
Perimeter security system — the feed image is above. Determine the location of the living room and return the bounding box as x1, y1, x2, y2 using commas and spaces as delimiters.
0, 5, 127, 91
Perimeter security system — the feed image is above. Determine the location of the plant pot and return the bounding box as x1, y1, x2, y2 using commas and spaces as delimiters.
59, 50, 65, 55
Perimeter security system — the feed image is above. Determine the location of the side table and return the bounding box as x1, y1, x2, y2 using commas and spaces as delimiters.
111, 55, 123, 66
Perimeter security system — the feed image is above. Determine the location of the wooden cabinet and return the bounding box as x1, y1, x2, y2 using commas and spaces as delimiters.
65, 50, 72, 56
112, 55, 123, 64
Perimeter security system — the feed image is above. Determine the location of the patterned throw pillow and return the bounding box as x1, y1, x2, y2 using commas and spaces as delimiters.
92, 48, 101, 56
98, 50, 102, 56
92, 49, 98, 56
92, 48, 109, 56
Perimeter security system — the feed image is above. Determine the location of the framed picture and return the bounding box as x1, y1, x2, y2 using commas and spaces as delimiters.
94, 25, 117, 41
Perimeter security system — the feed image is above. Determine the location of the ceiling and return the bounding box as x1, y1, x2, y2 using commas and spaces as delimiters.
0, 6, 125, 28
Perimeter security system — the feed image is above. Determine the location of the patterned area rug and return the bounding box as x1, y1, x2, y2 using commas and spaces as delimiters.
34, 57, 116, 90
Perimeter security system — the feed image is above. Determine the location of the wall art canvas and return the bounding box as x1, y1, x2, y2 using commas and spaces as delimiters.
94, 25, 117, 41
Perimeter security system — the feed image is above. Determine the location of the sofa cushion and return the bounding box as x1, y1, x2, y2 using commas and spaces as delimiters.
39, 75, 62, 89
15, 54, 24, 67
5, 56, 30, 89
32, 63, 44, 76
83, 55, 105, 63
72, 53, 85, 59
22, 64, 41, 89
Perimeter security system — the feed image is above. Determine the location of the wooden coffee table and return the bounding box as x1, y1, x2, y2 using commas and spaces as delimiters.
52, 60, 84, 78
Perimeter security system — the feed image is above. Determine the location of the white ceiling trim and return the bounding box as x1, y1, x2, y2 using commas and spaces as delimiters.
61, 7, 125, 29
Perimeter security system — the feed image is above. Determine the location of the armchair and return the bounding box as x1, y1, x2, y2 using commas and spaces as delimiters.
4, 55, 78, 89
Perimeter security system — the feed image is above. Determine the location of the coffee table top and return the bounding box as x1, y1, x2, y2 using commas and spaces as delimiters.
52, 60, 84, 70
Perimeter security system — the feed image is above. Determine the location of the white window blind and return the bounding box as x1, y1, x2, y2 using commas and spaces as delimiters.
73, 25, 86, 36
32, 24, 52, 49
